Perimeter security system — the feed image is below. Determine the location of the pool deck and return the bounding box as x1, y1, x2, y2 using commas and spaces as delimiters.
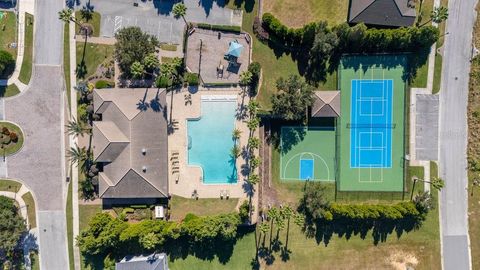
167, 87, 258, 221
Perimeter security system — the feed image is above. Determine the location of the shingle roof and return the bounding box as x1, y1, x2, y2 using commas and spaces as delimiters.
93, 88, 169, 199
348, 0, 416, 27
116, 253, 168, 270
311, 91, 341, 118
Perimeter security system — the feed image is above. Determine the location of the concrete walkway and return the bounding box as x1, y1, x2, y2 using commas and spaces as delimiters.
70, 16, 82, 270
408, 0, 441, 192
0, 183, 38, 270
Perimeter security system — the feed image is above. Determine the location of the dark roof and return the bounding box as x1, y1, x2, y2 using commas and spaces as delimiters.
93, 88, 169, 199
348, 0, 416, 27
116, 253, 168, 270
311, 91, 341, 118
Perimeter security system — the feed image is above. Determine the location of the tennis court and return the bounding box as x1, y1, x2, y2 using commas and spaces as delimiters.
350, 79, 393, 168
280, 126, 336, 181
338, 55, 406, 192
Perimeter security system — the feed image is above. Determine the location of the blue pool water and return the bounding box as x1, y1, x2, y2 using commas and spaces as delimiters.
187, 98, 238, 184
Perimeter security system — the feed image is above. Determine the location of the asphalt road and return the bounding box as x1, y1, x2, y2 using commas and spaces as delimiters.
439, 0, 478, 269
4, 0, 69, 269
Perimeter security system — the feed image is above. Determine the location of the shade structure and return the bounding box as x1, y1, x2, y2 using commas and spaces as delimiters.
226, 41, 244, 58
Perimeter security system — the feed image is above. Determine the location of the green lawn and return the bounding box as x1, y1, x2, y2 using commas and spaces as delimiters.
0, 11, 17, 58
0, 179, 22, 192
76, 42, 114, 79
410, 61, 428, 88
64, 23, 71, 104
75, 11, 101, 37
0, 84, 20, 97
160, 44, 178, 51
0, 121, 24, 156
262, 0, 349, 28
170, 195, 239, 221
18, 13, 34, 85
30, 251, 40, 270
79, 204, 102, 270
66, 182, 74, 270
170, 201, 440, 269
432, 54, 442, 94
22, 192, 36, 228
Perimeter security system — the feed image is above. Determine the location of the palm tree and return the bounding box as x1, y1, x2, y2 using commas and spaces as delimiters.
248, 137, 260, 152
281, 206, 294, 248
248, 173, 260, 185
247, 117, 259, 133
421, 6, 448, 27
232, 129, 242, 141
59, 8, 85, 32
66, 117, 89, 137
67, 144, 87, 166
267, 207, 279, 250
250, 155, 261, 169
410, 176, 445, 200
248, 100, 259, 117
231, 145, 241, 159
130, 61, 145, 79
259, 221, 270, 246
172, 3, 188, 25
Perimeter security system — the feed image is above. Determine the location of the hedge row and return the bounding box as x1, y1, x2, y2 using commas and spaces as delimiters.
261, 13, 439, 53
326, 201, 420, 221
197, 23, 241, 33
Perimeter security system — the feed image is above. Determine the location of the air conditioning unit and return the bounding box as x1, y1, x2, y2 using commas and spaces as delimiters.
155, 206, 165, 219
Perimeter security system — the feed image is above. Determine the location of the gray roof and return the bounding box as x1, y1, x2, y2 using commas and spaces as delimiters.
116, 253, 168, 270
93, 88, 169, 199
348, 0, 416, 27
311, 91, 341, 117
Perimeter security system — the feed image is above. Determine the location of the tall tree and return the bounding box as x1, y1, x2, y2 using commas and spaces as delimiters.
271, 75, 314, 121
172, 3, 188, 25
59, 8, 87, 36
0, 196, 26, 258
67, 144, 87, 166
297, 182, 331, 221
420, 6, 448, 27
130, 61, 145, 79
281, 205, 294, 248
114, 27, 158, 75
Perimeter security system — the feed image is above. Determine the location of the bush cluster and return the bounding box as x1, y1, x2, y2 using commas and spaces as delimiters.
196, 23, 241, 33
247, 62, 261, 96
95, 80, 115, 89
77, 212, 241, 256
184, 72, 199, 86
253, 17, 269, 42
0, 50, 15, 78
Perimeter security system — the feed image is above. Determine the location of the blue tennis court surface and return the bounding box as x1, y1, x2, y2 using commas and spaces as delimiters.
300, 159, 314, 180
350, 79, 393, 168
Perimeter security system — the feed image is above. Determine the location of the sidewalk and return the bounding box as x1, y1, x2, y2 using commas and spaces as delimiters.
0, 183, 38, 270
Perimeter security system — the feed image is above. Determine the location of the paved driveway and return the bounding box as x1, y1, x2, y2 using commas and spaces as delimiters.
439, 0, 478, 269
82, 0, 241, 43
415, 94, 438, 160
3, 0, 69, 269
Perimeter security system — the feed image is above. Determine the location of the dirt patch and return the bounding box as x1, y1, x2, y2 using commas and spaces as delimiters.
386, 250, 419, 270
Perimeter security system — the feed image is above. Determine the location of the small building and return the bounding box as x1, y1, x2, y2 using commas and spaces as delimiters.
116, 253, 169, 270
92, 88, 169, 205
311, 91, 341, 118
348, 0, 416, 27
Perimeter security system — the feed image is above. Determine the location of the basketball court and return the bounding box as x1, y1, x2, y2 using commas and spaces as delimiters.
280, 126, 336, 181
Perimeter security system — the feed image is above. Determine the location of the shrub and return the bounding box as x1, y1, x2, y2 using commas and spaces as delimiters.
196, 23, 241, 33
78, 104, 89, 123
185, 73, 199, 86
253, 16, 269, 41
95, 80, 114, 89
9, 132, 17, 143
155, 75, 172, 88
238, 201, 252, 223
2, 127, 10, 135
123, 207, 134, 214
0, 50, 15, 78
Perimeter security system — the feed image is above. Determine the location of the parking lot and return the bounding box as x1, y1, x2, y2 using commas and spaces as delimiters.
83, 0, 242, 44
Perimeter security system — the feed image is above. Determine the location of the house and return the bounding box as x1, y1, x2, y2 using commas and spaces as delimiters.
116, 253, 169, 270
348, 0, 416, 27
92, 88, 169, 205
311, 91, 341, 118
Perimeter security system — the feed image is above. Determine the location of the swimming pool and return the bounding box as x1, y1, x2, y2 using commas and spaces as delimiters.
187, 96, 238, 184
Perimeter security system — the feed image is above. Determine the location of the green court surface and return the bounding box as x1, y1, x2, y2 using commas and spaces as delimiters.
338, 55, 406, 192
280, 126, 336, 181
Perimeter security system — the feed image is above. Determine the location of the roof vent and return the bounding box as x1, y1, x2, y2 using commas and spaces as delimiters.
142, 148, 147, 155
142, 166, 147, 172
